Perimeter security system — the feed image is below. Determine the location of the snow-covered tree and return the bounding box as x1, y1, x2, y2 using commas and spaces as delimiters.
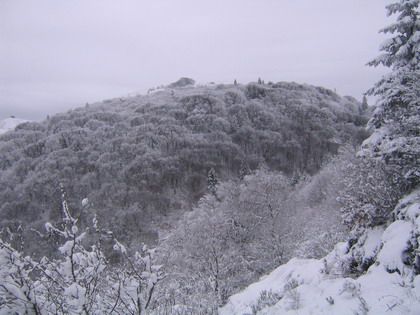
362, 0, 420, 189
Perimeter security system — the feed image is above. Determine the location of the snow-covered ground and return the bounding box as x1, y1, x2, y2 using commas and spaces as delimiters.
0, 117, 28, 135
220, 189, 420, 315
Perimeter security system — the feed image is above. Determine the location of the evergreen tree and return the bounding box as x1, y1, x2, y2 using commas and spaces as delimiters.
362, 0, 420, 189
207, 168, 218, 195
361, 95, 368, 112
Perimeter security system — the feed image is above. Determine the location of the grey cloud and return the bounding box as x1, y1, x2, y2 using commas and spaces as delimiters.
0, 0, 391, 120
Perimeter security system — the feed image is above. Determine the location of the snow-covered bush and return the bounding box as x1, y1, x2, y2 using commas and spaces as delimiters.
339, 157, 404, 230
0, 240, 40, 315
0, 185, 164, 314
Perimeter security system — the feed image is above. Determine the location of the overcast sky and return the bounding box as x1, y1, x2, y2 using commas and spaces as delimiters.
0, 0, 392, 121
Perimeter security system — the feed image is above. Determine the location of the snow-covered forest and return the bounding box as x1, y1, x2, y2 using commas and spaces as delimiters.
0, 0, 419, 314
0, 81, 368, 252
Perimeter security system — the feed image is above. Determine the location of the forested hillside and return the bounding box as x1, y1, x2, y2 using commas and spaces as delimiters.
0, 81, 368, 252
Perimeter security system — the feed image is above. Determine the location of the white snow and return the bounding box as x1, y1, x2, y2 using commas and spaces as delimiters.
220, 189, 420, 315
0, 118, 28, 135
59, 240, 75, 255
358, 126, 388, 157
113, 239, 127, 254
377, 220, 411, 272
360, 226, 384, 260
81, 198, 89, 208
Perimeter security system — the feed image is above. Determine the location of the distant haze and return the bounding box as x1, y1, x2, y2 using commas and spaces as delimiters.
1, 0, 391, 120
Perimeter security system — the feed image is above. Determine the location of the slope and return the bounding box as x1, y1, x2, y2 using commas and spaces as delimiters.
220, 188, 420, 315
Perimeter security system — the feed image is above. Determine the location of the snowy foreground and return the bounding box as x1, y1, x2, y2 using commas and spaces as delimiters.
0, 117, 27, 134
220, 189, 420, 315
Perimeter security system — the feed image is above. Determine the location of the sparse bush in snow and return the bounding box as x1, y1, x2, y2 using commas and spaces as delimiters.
250, 290, 282, 315
339, 280, 361, 298
325, 296, 334, 305
283, 278, 300, 310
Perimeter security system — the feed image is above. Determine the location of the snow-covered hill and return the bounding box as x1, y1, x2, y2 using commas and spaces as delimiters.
0, 81, 367, 256
0, 117, 28, 135
220, 189, 420, 315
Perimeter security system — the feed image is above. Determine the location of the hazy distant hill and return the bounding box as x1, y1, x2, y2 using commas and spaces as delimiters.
0, 117, 28, 135
0, 81, 369, 251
